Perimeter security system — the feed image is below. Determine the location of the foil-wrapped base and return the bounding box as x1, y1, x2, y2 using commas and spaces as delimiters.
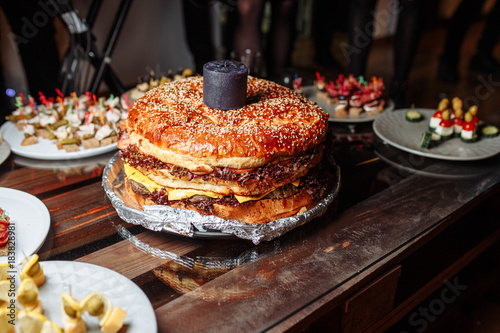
102, 153, 340, 244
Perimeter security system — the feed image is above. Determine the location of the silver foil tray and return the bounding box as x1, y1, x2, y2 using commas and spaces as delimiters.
102, 153, 340, 244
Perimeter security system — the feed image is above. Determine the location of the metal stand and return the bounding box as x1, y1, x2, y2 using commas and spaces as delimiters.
56, 0, 133, 96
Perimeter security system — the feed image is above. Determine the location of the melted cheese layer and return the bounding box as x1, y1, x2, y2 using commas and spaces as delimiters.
125, 163, 299, 203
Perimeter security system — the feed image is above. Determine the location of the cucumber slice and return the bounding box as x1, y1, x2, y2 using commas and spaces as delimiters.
481, 125, 499, 138
461, 134, 478, 143
420, 132, 432, 148
441, 133, 453, 141
405, 109, 423, 122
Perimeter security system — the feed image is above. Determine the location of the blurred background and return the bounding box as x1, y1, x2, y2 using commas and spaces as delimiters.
1, 0, 499, 125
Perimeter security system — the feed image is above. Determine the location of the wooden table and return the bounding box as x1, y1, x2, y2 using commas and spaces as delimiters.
1, 127, 499, 333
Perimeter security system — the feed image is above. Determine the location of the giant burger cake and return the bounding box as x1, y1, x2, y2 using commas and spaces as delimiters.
118, 60, 331, 224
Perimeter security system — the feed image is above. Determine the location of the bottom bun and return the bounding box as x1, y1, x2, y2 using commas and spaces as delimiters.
124, 178, 318, 224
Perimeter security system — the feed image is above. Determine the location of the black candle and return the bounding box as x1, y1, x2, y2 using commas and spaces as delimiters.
203, 60, 248, 110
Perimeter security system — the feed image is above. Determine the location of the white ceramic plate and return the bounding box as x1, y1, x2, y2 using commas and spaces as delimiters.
303, 85, 394, 123
12, 150, 115, 171
0, 187, 50, 263
373, 108, 500, 161
0, 122, 117, 160
36, 261, 157, 333
0, 139, 10, 165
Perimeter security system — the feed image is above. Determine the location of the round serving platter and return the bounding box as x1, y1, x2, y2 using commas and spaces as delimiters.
38, 261, 157, 333
0, 139, 10, 165
373, 108, 500, 161
0, 122, 117, 160
0, 187, 51, 264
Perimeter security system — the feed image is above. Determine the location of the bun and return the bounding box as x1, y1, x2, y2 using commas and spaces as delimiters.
126, 76, 328, 168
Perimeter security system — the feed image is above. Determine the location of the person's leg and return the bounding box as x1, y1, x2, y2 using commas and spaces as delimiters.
312, 0, 336, 68
439, 0, 485, 82
391, 0, 424, 107
2, 1, 60, 100
233, 0, 266, 59
470, 0, 500, 75
266, 0, 297, 80
347, 0, 377, 77
0, 65, 15, 125
182, 0, 216, 74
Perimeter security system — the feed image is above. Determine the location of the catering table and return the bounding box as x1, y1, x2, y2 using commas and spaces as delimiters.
1, 122, 499, 333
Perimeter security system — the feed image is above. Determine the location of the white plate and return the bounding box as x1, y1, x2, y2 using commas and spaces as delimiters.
0, 139, 10, 165
373, 108, 500, 161
0, 122, 117, 160
303, 85, 394, 123
0, 188, 50, 263
36, 261, 157, 333
13, 150, 115, 171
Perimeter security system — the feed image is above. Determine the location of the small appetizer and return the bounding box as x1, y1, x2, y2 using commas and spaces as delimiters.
405, 105, 422, 122
20, 254, 45, 287
316, 73, 386, 116
468, 105, 479, 124
335, 102, 348, 117
17, 310, 62, 333
314, 72, 327, 99
0, 208, 10, 256
61, 293, 86, 333
420, 132, 432, 148
436, 110, 453, 140
293, 74, 303, 94
481, 125, 499, 138
6, 91, 129, 152
0, 307, 14, 333
453, 117, 463, 137
0, 280, 10, 308
18, 310, 47, 333
18, 278, 43, 314
429, 110, 443, 132
460, 112, 478, 143
0, 263, 9, 280
423, 97, 488, 147
82, 292, 127, 333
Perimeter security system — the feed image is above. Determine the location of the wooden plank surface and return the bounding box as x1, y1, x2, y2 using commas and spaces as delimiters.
37, 182, 121, 257
154, 165, 500, 332
76, 230, 206, 280
0, 156, 108, 195
2, 149, 499, 332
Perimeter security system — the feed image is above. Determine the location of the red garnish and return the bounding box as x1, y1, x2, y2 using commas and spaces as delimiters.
462, 122, 475, 131
439, 119, 452, 127
0, 208, 10, 246
229, 167, 256, 174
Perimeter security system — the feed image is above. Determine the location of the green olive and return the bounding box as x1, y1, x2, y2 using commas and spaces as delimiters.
464, 112, 473, 123
86, 297, 104, 316
64, 304, 77, 318
18, 289, 37, 306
